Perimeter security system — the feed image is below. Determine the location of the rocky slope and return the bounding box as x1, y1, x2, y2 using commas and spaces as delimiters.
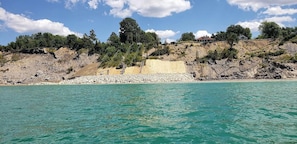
163, 40, 297, 80
1, 39, 297, 85
0, 48, 98, 85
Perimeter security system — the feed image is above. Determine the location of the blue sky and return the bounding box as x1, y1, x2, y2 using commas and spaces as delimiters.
1, 0, 297, 45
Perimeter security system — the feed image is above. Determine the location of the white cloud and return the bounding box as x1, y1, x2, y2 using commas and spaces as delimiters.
88, 0, 100, 9
125, 0, 192, 18
194, 30, 211, 39
65, 0, 81, 9
264, 16, 295, 26
110, 8, 133, 18
145, 29, 178, 39
56, 0, 191, 18
237, 16, 296, 32
263, 6, 297, 16
104, 0, 125, 8
227, 0, 297, 11
47, 0, 59, 2
237, 21, 261, 32
0, 7, 81, 37
230, 0, 297, 34
165, 38, 176, 43
0, 24, 5, 31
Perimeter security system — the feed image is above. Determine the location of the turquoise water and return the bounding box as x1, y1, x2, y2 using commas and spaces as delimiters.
0, 82, 297, 143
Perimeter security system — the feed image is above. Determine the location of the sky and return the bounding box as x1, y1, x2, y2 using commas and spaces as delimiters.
0, 0, 297, 45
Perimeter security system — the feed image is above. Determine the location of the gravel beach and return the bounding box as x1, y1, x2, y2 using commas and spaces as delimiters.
57, 73, 195, 85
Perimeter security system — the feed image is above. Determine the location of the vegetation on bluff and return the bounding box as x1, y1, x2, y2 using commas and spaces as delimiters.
1, 19, 297, 69
0, 18, 160, 68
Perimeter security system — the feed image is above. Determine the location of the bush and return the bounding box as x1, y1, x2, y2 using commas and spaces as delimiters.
197, 47, 238, 63
269, 49, 285, 56
292, 53, 297, 63
256, 49, 285, 58
278, 54, 292, 62
196, 57, 208, 63
290, 36, 297, 43
11, 53, 21, 62
148, 56, 159, 59
0, 54, 7, 67
66, 66, 73, 74
221, 48, 238, 59
150, 46, 170, 56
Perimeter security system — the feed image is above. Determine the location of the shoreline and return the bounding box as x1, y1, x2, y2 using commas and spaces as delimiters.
1, 73, 297, 86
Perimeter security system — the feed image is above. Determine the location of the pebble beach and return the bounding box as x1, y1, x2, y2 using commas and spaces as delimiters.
58, 73, 195, 85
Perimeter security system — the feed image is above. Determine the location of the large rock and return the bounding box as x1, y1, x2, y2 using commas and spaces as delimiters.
54, 47, 78, 60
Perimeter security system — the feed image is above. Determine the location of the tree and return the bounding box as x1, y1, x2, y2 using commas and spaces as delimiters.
180, 32, 195, 41
108, 32, 121, 48
226, 25, 252, 39
0, 45, 4, 51
89, 29, 97, 43
119, 18, 142, 43
66, 34, 78, 49
243, 28, 252, 39
81, 34, 93, 49
43, 32, 54, 47
224, 25, 249, 48
226, 32, 238, 48
259, 21, 281, 39
142, 32, 160, 51
53, 35, 66, 48
212, 31, 227, 41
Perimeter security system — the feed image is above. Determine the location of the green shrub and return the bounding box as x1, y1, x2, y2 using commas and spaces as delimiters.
277, 54, 292, 62
269, 49, 285, 56
148, 56, 159, 59
11, 53, 21, 62
180, 51, 186, 57
221, 48, 238, 59
256, 49, 285, 59
78, 48, 88, 55
292, 53, 297, 63
197, 47, 238, 63
290, 36, 297, 43
150, 46, 170, 56
66, 66, 73, 74
0, 54, 7, 67
196, 57, 208, 63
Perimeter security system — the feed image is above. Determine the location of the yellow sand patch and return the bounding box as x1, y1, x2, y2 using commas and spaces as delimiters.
97, 68, 121, 75
73, 63, 99, 77
95, 59, 187, 75
124, 66, 141, 74
141, 59, 186, 74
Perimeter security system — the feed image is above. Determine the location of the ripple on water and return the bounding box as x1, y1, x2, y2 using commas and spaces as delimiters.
0, 82, 297, 143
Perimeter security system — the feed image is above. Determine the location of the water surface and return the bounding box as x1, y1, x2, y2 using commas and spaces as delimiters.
1, 81, 297, 143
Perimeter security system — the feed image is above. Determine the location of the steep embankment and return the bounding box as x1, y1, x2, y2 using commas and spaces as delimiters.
163, 40, 297, 80
96, 59, 187, 75
1, 39, 297, 85
78, 39, 297, 80
0, 48, 98, 85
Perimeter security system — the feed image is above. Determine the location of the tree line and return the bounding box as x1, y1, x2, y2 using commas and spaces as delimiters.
1, 19, 296, 68
0, 18, 160, 68
179, 21, 297, 45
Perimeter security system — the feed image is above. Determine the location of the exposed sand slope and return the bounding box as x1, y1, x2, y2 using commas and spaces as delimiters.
141, 60, 186, 74
95, 59, 187, 75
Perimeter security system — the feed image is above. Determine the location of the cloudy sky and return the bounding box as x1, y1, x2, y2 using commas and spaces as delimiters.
0, 0, 297, 45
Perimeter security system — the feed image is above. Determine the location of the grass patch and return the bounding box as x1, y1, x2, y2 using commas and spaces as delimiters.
0, 54, 7, 67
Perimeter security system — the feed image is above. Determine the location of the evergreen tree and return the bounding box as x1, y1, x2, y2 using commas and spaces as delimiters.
119, 18, 142, 43
180, 32, 195, 41
259, 21, 281, 39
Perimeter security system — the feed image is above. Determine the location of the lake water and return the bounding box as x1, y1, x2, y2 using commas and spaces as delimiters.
1, 81, 297, 143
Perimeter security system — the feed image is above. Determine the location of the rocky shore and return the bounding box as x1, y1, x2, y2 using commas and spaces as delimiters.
33, 73, 195, 85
